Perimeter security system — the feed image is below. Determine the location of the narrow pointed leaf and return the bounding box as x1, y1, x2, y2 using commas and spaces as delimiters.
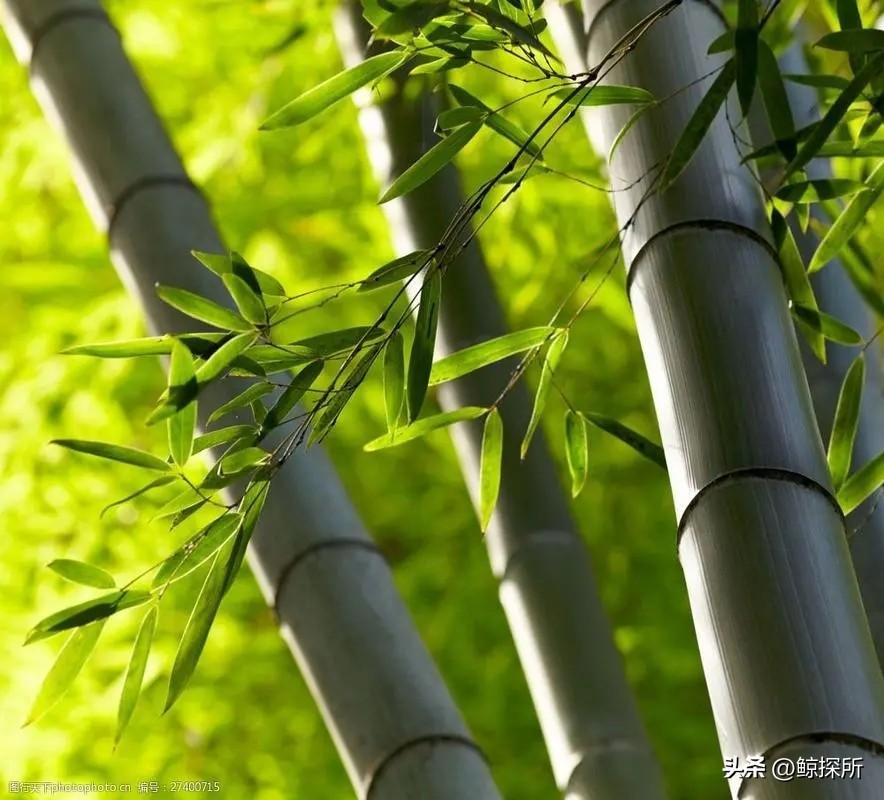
735, 0, 758, 115
358, 250, 432, 292
264, 360, 324, 429
661, 59, 735, 189
52, 439, 171, 472
478, 408, 503, 532
222, 478, 271, 595
380, 121, 482, 203
776, 178, 865, 203
583, 412, 666, 469
365, 406, 487, 451
156, 285, 251, 331
384, 332, 405, 431
521, 330, 568, 458
791, 305, 863, 345
309, 345, 381, 443
192, 425, 256, 454
838, 451, 884, 514
100, 475, 178, 518
63, 337, 172, 358
195, 333, 259, 384
261, 51, 406, 129
449, 85, 543, 157
47, 560, 115, 589
465, 2, 556, 59
553, 84, 654, 107
757, 40, 796, 159
816, 30, 884, 54
152, 514, 244, 589
219, 447, 270, 476
564, 410, 589, 498
809, 162, 884, 272
115, 607, 157, 744
410, 55, 468, 74
168, 342, 197, 467
222, 273, 266, 324
429, 326, 556, 386
208, 382, 274, 423
828, 355, 865, 489
25, 623, 104, 725
783, 73, 851, 90
26, 590, 152, 644
609, 102, 654, 161
407, 270, 441, 420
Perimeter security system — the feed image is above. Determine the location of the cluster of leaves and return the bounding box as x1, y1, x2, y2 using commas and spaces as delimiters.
27, 0, 883, 734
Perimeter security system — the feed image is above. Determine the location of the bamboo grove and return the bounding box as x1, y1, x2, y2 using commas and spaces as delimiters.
5, 0, 884, 797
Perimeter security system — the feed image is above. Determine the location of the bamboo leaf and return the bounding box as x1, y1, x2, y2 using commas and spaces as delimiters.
25, 623, 104, 725
791, 305, 863, 345
429, 326, 557, 386
222, 273, 266, 325
26, 590, 152, 644
192, 425, 256, 454
219, 447, 270, 476
816, 30, 884, 55
661, 59, 735, 189
552, 84, 654, 107
168, 342, 197, 467
735, 0, 759, 116
608, 103, 654, 161
47, 560, 115, 589
165, 546, 232, 711
380, 121, 482, 203
478, 408, 503, 532
63, 336, 172, 358
783, 73, 851, 90
52, 439, 171, 472
153, 484, 212, 520
827, 354, 865, 489
260, 51, 407, 129
449, 85, 543, 157
208, 382, 274, 423
193, 250, 287, 298
156, 285, 251, 331
152, 514, 244, 589
410, 55, 468, 74
809, 162, 884, 272
465, 2, 556, 59
521, 330, 568, 458
407, 270, 441, 421
776, 178, 865, 203
100, 475, 178, 518
436, 105, 485, 131
358, 250, 432, 292
783, 51, 884, 179
377, 2, 452, 36
838, 451, 884, 514
309, 344, 381, 442
222, 479, 270, 595
757, 40, 796, 159
115, 606, 157, 745
364, 406, 487, 451
195, 333, 260, 385
264, 360, 324, 428
564, 410, 588, 498
583, 412, 667, 469
384, 332, 405, 431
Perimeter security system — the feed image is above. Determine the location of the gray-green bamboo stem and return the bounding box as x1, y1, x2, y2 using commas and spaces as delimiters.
576, 1, 884, 797
1, 2, 501, 797
335, 5, 666, 799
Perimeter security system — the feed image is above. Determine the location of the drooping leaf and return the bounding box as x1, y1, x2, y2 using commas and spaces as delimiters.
436, 105, 485, 132
115, 606, 157, 745
309, 344, 381, 442
222, 478, 271, 595
449, 84, 543, 157
260, 51, 407, 129
770, 209, 826, 362
364, 406, 487, 450
219, 447, 270, 476
757, 40, 796, 159
358, 250, 432, 292
816, 30, 884, 55
380, 121, 482, 203
776, 178, 865, 203
564, 410, 588, 498
273, 325, 387, 353
791, 305, 863, 345
384, 332, 406, 431
809, 162, 884, 272
100, 475, 178, 518
156, 285, 251, 331
478, 408, 503, 532
608, 102, 654, 161
167, 342, 197, 467
827, 354, 865, 489
192, 425, 257, 455
783, 51, 884, 179
26, 590, 152, 644
62, 336, 172, 358
208, 382, 274, 424
222, 273, 266, 325
195, 333, 259, 385
264, 360, 324, 429
410, 55, 468, 74
377, 2, 452, 37
465, 1, 556, 59
25, 623, 104, 725
735, 0, 759, 116
52, 439, 171, 472
583, 412, 667, 469
429, 327, 557, 386
521, 329, 568, 458
837, 451, 884, 514
660, 59, 735, 189
783, 73, 851, 90
406, 270, 442, 421
47, 559, 115, 589
552, 84, 654, 107
153, 484, 212, 520
193, 250, 287, 298
152, 514, 244, 589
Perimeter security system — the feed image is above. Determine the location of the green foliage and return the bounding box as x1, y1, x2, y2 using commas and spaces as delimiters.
563, 410, 588, 498
478, 408, 503, 531
827, 355, 864, 490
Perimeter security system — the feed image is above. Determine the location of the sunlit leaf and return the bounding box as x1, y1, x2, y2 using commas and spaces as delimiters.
478, 408, 503, 532
260, 51, 407, 129
195, 333, 259, 384
521, 330, 568, 458
384, 332, 405, 432
757, 40, 796, 159
100, 475, 178, 518
564, 410, 588, 498
168, 342, 197, 467
791, 305, 863, 345
156, 285, 251, 331
62, 336, 172, 358
783, 73, 851, 90
449, 84, 543, 157
407, 270, 441, 420
359, 250, 432, 292
219, 446, 270, 476
410, 55, 468, 74
52, 439, 171, 472
377, 2, 453, 37
47, 559, 115, 589
25, 623, 104, 725
26, 590, 152, 644
222, 273, 266, 325
776, 178, 865, 203
380, 121, 482, 203
553, 84, 654, 107
115, 606, 157, 745
310, 344, 381, 442
365, 406, 487, 450
609, 102, 654, 161
828, 354, 864, 490
583, 412, 666, 469
264, 360, 324, 428
208, 382, 274, 423
465, 1, 556, 59
152, 514, 244, 589
837, 451, 884, 514
192, 425, 257, 454
436, 105, 485, 131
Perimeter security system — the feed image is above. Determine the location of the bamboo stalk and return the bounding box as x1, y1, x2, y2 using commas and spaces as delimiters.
334, 5, 666, 799
574, 1, 884, 797
1, 2, 501, 797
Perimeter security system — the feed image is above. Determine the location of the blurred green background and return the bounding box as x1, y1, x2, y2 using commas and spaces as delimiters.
5, 2, 874, 799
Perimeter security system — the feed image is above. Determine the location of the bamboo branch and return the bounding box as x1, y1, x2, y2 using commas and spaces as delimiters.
0, 2, 501, 797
